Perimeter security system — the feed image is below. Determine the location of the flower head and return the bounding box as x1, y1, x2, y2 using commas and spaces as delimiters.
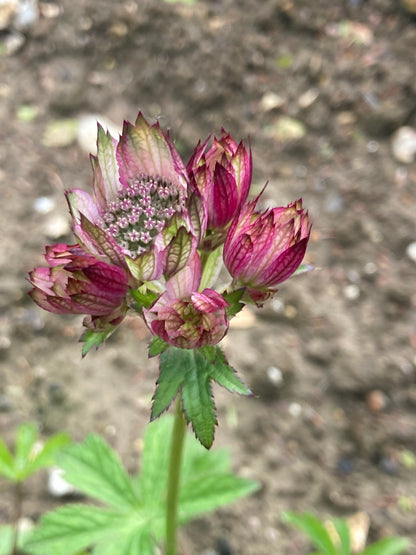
29, 244, 130, 325
66, 113, 195, 283
143, 254, 229, 349
187, 130, 252, 247
224, 198, 310, 304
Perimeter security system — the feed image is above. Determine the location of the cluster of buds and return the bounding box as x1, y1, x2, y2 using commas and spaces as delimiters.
29, 113, 310, 352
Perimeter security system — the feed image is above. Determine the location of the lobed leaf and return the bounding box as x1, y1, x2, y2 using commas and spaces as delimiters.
282, 512, 338, 555
24, 505, 128, 555
57, 435, 140, 511
360, 537, 409, 555
179, 473, 259, 523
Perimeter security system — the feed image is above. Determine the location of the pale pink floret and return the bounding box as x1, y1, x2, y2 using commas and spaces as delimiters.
224, 198, 310, 303
143, 253, 229, 349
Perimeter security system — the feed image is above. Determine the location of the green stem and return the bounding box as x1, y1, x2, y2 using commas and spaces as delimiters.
166, 396, 187, 555
11, 482, 23, 555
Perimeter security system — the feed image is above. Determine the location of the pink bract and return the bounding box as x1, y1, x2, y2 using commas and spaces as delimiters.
224, 198, 310, 303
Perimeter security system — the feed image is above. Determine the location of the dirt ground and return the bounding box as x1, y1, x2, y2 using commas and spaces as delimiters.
1, 0, 416, 553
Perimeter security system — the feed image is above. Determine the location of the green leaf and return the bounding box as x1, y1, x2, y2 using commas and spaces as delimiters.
222, 288, 246, 318
81, 328, 115, 357
14, 423, 38, 480
148, 336, 169, 357
24, 505, 129, 555
179, 473, 259, 523
360, 537, 409, 555
0, 437, 14, 481
181, 350, 217, 449
138, 417, 172, 507
332, 518, 350, 555
209, 347, 252, 396
198, 345, 216, 362
154, 347, 249, 447
130, 287, 159, 311
25, 432, 71, 475
282, 512, 338, 555
57, 435, 140, 511
151, 348, 186, 420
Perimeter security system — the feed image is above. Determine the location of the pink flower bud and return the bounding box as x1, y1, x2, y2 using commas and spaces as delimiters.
143, 254, 229, 349
224, 198, 310, 303
29, 244, 129, 323
187, 131, 252, 246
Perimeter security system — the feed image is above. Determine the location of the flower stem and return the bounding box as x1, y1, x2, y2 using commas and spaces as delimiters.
166, 396, 187, 555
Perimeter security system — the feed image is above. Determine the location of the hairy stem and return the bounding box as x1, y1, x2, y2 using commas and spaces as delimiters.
166, 396, 187, 555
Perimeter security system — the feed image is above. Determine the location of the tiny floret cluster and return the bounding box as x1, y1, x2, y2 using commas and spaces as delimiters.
29, 112, 310, 352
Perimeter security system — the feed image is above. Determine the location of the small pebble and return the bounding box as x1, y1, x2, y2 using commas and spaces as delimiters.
378, 456, 398, 475
48, 467, 76, 497
288, 402, 302, 417
391, 126, 416, 164
366, 389, 387, 413
337, 457, 355, 475
260, 91, 285, 112
343, 284, 360, 300
406, 242, 416, 263
266, 366, 283, 386
363, 262, 377, 276
34, 196, 55, 214
43, 214, 70, 238
298, 88, 319, 109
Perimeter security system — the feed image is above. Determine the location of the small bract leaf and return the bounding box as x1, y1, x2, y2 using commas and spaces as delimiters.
81, 328, 115, 357
148, 336, 169, 357
151, 348, 186, 420
209, 347, 252, 396
181, 350, 217, 449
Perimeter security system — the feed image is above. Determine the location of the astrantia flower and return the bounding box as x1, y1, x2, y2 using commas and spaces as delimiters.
224, 198, 310, 304
143, 254, 229, 349
66, 113, 195, 283
29, 244, 129, 325
187, 130, 252, 248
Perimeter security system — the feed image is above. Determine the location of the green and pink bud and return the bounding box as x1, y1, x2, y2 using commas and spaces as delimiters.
29, 244, 129, 324
224, 198, 310, 304
66, 113, 196, 283
143, 254, 229, 349
187, 130, 252, 247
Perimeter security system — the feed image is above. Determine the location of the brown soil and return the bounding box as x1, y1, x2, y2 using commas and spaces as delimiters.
1, 0, 416, 553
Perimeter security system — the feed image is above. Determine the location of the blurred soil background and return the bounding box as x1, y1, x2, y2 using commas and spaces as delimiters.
1, 0, 416, 553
